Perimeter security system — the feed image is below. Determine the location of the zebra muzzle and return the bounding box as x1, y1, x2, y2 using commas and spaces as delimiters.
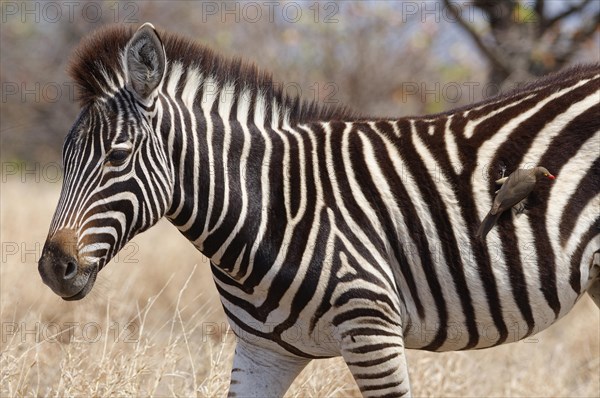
38, 229, 98, 300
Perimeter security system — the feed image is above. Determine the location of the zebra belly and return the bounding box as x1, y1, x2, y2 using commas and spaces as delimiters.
399, 252, 594, 351
218, 292, 343, 358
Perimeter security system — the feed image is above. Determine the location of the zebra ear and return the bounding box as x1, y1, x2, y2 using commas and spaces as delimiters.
126, 22, 165, 101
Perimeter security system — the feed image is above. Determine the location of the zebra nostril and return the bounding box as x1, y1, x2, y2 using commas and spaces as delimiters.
64, 261, 77, 280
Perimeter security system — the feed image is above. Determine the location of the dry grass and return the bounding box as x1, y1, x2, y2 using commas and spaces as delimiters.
1, 179, 598, 397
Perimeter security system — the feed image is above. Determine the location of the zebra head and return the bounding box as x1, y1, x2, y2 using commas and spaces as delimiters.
38, 24, 173, 300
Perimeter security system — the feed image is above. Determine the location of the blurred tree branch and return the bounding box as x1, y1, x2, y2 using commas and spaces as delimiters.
442, 0, 600, 94
543, 0, 592, 31
534, 0, 545, 28
443, 0, 511, 76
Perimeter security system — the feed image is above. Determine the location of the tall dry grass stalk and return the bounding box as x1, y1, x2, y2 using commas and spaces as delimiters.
1, 179, 598, 397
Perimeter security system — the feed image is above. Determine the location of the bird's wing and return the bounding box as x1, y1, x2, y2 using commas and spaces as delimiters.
493, 174, 536, 213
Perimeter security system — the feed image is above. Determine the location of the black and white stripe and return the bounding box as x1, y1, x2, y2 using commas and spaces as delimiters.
40, 23, 599, 397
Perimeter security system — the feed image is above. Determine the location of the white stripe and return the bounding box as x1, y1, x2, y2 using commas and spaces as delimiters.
240, 93, 272, 282
199, 76, 219, 242
166, 63, 183, 97
346, 129, 387, 245
210, 82, 236, 232
164, 63, 188, 220
216, 89, 252, 270
565, 193, 600, 258
206, 83, 237, 261
520, 90, 599, 170
443, 115, 463, 175
179, 68, 202, 233
548, 130, 600, 255
464, 94, 537, 138
511, 213, 556, 333
85, 211, 128, 237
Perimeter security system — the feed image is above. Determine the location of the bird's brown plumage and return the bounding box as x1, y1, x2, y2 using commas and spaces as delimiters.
477, 167, 555, 240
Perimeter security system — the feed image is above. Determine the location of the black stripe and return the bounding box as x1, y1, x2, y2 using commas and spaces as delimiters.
353, 367, 397, 380
332, 308, 402, 328
346, 352, 398, 367
361, 381, 403, 392
347, 342, 403, 354
569, 221, 600, 294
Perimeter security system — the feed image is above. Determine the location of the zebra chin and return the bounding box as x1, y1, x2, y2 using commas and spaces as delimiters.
37, 229, 100, 301
60, 265, 98, 301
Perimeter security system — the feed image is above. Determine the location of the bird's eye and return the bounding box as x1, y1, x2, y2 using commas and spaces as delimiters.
106, 149, 130, 166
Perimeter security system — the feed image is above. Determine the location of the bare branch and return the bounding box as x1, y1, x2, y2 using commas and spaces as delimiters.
544, 0, 593, 30
535, 0, 546, 32
442, 0, 510, 75
554, 11, 600, 66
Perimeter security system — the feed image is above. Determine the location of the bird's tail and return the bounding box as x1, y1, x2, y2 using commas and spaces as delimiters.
476, 212, 501, 240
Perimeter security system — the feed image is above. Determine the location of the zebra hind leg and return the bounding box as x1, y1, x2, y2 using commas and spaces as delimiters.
339, 321, 411, 397
227, 340, 309, 397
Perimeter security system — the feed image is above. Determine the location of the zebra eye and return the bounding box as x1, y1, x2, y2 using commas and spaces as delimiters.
106, 149, 130, 165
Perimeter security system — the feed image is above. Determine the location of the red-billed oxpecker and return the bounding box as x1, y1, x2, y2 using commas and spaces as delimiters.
477, 167, 556, 240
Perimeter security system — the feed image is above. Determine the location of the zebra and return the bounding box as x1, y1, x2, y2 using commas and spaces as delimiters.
37, 23, 599, 397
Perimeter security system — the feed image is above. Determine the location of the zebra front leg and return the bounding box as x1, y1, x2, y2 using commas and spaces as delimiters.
339, 323, 411, 397
227, 340, 309, 397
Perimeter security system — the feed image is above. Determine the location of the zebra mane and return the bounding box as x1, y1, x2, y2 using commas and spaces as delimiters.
68, 25, 356, 123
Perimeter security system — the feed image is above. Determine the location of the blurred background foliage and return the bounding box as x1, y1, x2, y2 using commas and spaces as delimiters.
1, 0, 598, 164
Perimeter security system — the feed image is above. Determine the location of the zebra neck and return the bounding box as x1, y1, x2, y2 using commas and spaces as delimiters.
160, 82, 279, 273
157, 61, 347, 271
